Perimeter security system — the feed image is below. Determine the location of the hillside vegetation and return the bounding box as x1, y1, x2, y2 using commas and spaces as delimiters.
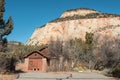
50, 13, 120, 23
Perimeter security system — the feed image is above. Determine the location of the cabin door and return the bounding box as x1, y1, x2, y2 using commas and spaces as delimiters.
28, 59, 43, 71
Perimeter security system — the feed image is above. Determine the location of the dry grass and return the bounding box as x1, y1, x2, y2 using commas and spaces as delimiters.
0, 74, 18, 80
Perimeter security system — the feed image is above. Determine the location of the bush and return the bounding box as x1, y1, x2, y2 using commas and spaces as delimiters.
112, 63, 120, 78
73, 66, 88, 72
0, 53, 16, 74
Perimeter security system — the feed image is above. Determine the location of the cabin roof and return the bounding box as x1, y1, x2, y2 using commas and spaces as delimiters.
24, 46, 50, 59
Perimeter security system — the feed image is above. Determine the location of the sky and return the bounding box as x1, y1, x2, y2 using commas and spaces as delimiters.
4, 0, 120, 44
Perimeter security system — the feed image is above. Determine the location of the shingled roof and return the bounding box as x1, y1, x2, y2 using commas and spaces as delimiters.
24, 46, 50, 59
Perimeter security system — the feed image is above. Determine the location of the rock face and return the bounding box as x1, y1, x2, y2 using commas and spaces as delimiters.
26, 8, 120, 45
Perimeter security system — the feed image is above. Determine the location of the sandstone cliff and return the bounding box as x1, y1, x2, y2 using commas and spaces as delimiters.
26, 8, 120, 45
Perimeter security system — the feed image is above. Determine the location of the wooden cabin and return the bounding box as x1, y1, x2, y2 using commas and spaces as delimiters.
17, 46, 50, 72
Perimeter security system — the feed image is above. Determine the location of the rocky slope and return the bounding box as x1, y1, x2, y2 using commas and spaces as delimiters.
26, 8, 120, 45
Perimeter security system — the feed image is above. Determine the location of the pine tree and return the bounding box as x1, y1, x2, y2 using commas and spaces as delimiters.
0, 0, 13, 52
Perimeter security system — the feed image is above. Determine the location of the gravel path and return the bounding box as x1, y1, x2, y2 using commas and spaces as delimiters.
15, 72, 115, 80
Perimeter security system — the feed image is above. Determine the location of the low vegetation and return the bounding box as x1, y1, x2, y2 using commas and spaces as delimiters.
50, 13, 120, 23
112, 63, 120, 78
65, 8, 97, 12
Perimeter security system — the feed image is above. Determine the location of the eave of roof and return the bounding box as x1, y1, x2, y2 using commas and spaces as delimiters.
24, 46, 49, 59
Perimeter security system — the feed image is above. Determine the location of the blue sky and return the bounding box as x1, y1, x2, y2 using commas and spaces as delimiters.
4, 0, 120, 44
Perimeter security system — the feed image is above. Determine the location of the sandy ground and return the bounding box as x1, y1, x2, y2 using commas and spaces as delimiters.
0, 74, 18, 80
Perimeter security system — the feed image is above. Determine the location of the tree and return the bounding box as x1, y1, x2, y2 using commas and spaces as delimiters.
85, 32, 95, 70
64, 38, 84, 67
63, 35, 95, 69
48, 38, 63, 71
93, 34, 120, 71
0, 0, 15, 73
100, 37, 120, 69
48, 38, 63, 57
0, 0, 13, 52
